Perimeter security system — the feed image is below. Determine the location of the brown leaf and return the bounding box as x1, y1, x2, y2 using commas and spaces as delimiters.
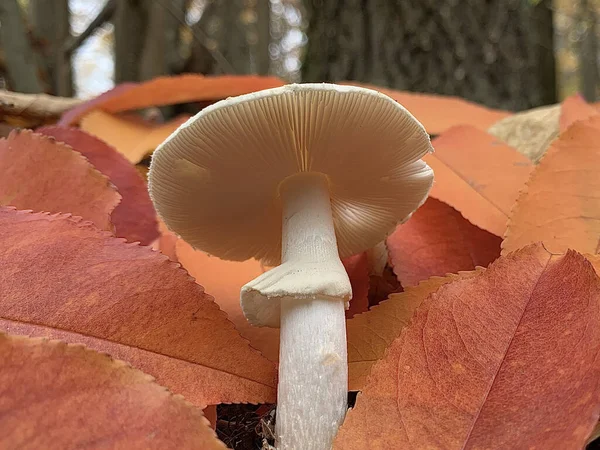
80, 110, 190, 164
346, 272, 471, 390
502, 115, 600, 255
487, 103, 560, 163
560, 94, 599, 132
60, 75, 285, 126
0, 333, 225, 450
341, 81, 511, 135
387, 198, 500, 287
0, 207, 276, 408
425, 125, 533, 236
343, 252, 370, 318
336, 244, 600, 449
36, 126, 159, 245
0, 130, 120, 231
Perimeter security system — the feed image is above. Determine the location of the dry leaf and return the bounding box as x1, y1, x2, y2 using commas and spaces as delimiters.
80, 111, 190, 164
341, 81, 510, 135
36, 126, 159, 245
560, 93, 599, 132
0, 333, 225, 450
387, 198, 500, 287
346, 273, 466, 390
60, 75, 285, 126
0, 129, 120, 231
59, 82, 137, 126
502, 115, 600, 255
336, 244, 600, 449
487, 103, 560, 163
425, 125, 533, 236
0, 207, 276, 408
151, 217, 179, 261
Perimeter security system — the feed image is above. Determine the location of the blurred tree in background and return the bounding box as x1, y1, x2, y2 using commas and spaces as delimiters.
0, 0, 598, 111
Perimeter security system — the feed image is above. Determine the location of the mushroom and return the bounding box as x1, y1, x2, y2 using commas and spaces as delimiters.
148, 83, 434, 450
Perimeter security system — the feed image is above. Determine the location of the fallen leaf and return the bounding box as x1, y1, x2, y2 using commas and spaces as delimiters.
488, 103, 560, 163
425, 125, 533, 236
60, 75, 285, 126
387, 198, 501, 287
341, 81, 511, 135
0, 207, 276, 408
560, 93, 599, 132
0, 130, 120, 231
502, 115, 600, 255
175, 238, 280, 362
176, 239, 371, 362
151, 217, 179, 261
36, 126, 159, 245
346, 272, 471, 390
336, 244, 600, 449
80, 110, 190, 164
0, 333, 225, 450
59, 82, 137, 126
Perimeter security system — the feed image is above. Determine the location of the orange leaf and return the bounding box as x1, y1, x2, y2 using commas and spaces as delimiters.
0, 208, 276, 408
0, 333, 225, 450
36, 126, 159, 245
60, 75, 285, 126
387, 198, 500, 286
425, 125, 533, 236
345, 272, 472, 390
0, 130, 120, 231
336, 244, 600, 449
560, 94, 599, 132
80, 111, 190, 164
341, 81, 511, 135
151, 217, 179, 261
176, 239, 371, 362
502, 115, 600, 255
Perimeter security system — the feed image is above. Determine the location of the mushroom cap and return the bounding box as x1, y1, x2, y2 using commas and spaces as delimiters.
148, 83, 434, 265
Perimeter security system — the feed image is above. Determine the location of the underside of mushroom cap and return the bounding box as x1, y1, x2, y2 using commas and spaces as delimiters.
148, 83, 434, 266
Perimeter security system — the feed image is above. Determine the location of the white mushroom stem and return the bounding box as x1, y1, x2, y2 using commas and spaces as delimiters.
276, 172, 349, 450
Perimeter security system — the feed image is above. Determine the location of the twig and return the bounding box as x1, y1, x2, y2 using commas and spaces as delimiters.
0, 89, 82, 120
62, 0, 116, 56
155, 0, 236, 74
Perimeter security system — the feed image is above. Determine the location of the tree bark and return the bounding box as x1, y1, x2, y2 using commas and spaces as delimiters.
114, 0, 147, 83
29, 0, 72, 96
579, 0, 598, 102
0, 0, 44, 93
302, 0, 557, 111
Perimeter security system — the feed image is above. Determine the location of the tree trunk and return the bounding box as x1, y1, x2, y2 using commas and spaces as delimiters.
0, 0, 44, 93
187, 0, 270, 75
302, 0, 557, 111
579, 0, 598, 102
29, 0, 72, 96
114, 0, 185, 84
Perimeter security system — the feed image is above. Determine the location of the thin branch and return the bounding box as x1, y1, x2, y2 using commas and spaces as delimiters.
0, 89, 82, 120
155, 0, 236, 74
62, 0, 116, 56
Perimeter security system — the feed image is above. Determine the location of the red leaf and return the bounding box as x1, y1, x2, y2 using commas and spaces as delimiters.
341, 81, 511, 135
560, 94, 599, 132
0, 333, 225, 449
387, 198, 500, 286
425, 125, 533, 236
0, 207, 276, 408
36, 126, 159, 245
60, 75, 285, 126
336, 244, 600, 449
0, 130, 120, 231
